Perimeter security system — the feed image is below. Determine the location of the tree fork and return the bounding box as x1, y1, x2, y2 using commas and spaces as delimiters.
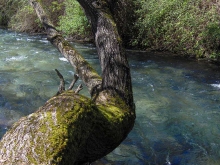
77, 0, 134, 109
29, 0, 134, 109
0, 0, 136, 164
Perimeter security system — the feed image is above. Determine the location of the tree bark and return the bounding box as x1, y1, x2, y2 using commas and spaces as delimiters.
77, 0, 134, 108
0, 0, 135, 164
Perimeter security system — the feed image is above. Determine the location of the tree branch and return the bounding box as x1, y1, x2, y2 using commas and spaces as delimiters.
29, 0, 102, 96
68, 74, 79, 90
55, 69, 65, 95
75, 84, 83, 94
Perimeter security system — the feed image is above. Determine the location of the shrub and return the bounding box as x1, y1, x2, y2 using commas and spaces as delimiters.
57, 0, 91, 39
202, 22, 220, 59
1, 0, 64, 33
133, 0, 220, 59
0, 0, 22, 26
8, 0, 42, 33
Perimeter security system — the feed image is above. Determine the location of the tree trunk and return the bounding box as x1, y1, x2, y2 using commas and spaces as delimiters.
77, 0, 134, 108
0, 0, 135, 164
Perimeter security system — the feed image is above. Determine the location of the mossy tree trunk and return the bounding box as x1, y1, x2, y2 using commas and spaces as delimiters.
0, 0, 135, 165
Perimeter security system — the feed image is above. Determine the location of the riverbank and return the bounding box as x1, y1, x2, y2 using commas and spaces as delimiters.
2, 26, 219, 67
127, 49, 220, 69
1, 0, 219, 61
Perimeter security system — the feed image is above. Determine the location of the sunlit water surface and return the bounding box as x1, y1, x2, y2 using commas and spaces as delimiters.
0, 29, 220, 165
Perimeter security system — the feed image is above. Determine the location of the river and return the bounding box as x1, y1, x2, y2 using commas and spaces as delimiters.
0, 29, 220, 165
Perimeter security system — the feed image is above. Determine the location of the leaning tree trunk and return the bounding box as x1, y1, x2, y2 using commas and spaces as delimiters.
0, 0, 135, 165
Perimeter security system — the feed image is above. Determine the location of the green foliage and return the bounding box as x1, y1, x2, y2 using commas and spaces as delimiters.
9, 0, 42, 32
202, 22, 220, 58
0, 0, 42, 32
1, 0, 64, 32
57, 0, 91, 39
1, 0, 220, 59
0, 0, 24, 26
43, 0, 65, 27
51, 1, 63, 12
0, 0, 90, 38
133, 0, 220, 59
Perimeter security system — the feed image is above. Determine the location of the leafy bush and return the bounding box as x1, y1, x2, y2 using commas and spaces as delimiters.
0, 0, 23, 26
133, 0, 220, 58
57, 0, 91, 39
0, 0, 90, 38
8, 0, 42, 32
0, 0, 43, 32
2, 0, 220, 59
1, 0, 64, 33
202, 22, 220, 58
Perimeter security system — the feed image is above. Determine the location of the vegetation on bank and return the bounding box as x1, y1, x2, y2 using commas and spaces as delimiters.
0, 0, 87, 36
133, 0, 220, 59
0, 0, 42, 32
0, 0, 220, 59
58, 0, 91, 39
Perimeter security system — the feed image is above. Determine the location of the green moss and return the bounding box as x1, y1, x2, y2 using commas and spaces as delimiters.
0, 89, 135, 164
32, 91, 96, 164
95, 91, 133, 132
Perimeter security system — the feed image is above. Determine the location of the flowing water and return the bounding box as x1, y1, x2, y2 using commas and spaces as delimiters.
0, 29, 220, 165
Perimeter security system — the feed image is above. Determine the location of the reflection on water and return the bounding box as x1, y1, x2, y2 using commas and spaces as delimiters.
0, 29, 220, 164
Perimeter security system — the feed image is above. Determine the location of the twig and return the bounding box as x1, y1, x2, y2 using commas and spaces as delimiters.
68, 74, 79, 90
75, 84, 83, 94
55, 69, 65, 94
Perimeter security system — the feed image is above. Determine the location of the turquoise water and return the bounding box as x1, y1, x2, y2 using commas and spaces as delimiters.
0, 29, 220, 165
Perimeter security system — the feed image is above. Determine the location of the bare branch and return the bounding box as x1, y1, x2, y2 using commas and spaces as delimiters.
68, 74, 79, 90
55, 69, 65, 94
75, 84, 83, 94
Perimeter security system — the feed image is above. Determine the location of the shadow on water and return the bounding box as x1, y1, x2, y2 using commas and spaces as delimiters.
1, 29, 220, 164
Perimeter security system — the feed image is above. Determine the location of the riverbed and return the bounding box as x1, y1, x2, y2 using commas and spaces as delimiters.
0, 29, 220, 165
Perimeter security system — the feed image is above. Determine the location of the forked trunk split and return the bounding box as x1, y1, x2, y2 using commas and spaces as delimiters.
0, 1, 135, 164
